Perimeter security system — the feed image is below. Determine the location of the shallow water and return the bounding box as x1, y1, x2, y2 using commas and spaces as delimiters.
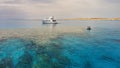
0, 20, 120, 68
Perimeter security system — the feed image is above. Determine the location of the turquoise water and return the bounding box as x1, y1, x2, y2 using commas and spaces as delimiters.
0, 20, 120, 68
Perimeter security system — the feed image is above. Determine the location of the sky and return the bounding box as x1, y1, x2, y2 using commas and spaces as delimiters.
0, 0, 120, 19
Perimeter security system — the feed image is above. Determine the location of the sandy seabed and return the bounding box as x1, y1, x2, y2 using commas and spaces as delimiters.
0, 26, 84, 44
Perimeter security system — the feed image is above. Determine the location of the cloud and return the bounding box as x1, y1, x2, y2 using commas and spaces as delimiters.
0, 7, 27, 19
0, 0, 56, 4
104, 0, 120, 3
0, 0, 119, 19
29, 0, 55, 3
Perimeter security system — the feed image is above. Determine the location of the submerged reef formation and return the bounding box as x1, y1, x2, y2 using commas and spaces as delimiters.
15, 51, 33, 68
0, 26, 120, 68
0, 37, 71, 68
0, 57, 13, 68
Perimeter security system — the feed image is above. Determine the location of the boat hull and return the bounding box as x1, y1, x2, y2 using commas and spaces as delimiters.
42, 20, 58, 24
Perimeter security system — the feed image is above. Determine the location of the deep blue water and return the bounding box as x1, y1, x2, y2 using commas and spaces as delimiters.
0, 20, 120, 68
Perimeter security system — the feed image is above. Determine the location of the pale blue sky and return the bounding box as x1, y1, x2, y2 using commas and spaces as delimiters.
0, 0, 120, 19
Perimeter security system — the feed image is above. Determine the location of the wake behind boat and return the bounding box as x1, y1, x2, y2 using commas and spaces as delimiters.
42, 16, 58, 24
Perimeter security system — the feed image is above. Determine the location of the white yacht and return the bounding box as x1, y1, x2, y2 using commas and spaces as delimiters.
42, 16, 58, 24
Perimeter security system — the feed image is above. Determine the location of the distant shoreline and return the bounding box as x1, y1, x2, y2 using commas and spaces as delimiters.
63, 18, 120, 20
0, 18, 120, 21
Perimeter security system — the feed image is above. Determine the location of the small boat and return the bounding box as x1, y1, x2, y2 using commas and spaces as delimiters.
42, 16, 58, 24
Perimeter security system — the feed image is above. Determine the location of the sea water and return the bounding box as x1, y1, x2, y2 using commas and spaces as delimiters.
0, 20, 120, 68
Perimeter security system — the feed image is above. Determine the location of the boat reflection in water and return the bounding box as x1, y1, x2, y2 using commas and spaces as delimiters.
42, 22, 57, 33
